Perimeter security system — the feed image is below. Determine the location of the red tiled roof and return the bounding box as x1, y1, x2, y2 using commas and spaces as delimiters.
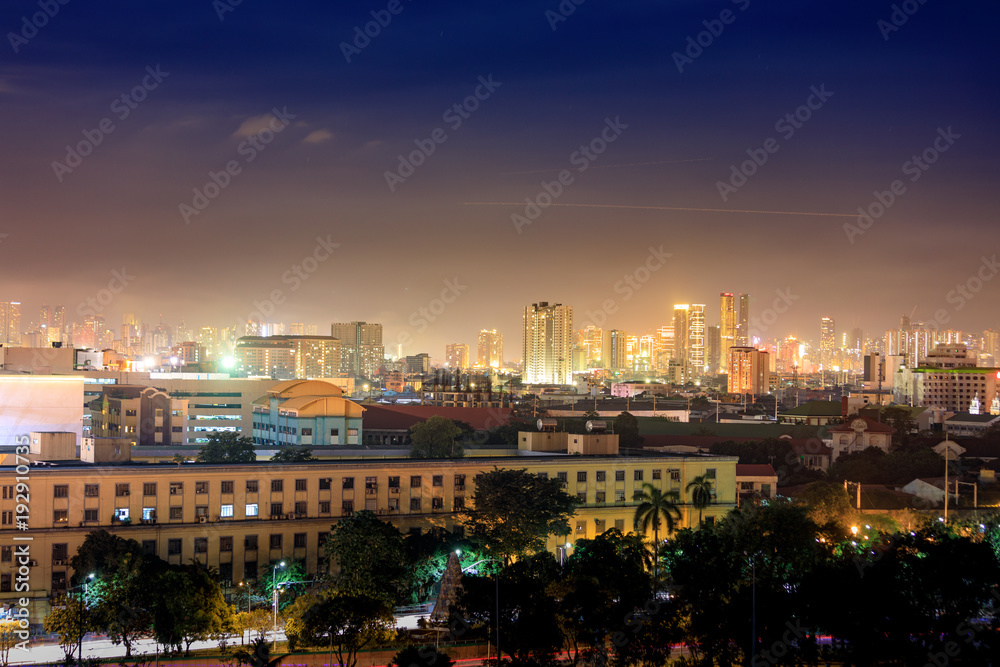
363, 404, 513, 431
827, 416, 895, 434
736, 464, 777, 477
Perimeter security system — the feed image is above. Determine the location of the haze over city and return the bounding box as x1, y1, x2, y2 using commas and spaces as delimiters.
1, 1, 998, 358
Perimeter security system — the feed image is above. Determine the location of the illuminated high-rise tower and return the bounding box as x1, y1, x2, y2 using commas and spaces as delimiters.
673, 305, 689, 381
522, 302, 573, 384
720, 293, 735, 371
446, 343, 470, 369
0, 302, 22, 346
820, 317, 836, 368
477, 329, 504, 368
736, 294, 750, 345
688, 304, 706, 377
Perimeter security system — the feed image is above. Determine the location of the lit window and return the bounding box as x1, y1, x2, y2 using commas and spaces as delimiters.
246, 503, 259, 517
221, 504, 234, 518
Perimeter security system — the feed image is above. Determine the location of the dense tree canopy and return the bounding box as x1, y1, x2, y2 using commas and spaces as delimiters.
462, 467, 578, 563
196, 431, 257, 463
409, 415, 464, 458
270, 446, 316, 462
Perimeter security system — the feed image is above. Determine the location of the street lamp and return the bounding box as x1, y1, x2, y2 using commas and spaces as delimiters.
69, 573, 95, 666
459, 553, 500, 661
272, 561, 285, 640
557, 542, 572, 566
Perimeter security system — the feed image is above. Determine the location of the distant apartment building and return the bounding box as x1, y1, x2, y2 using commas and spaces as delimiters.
737, 293, 750, 345
291, 336, 341, 379
720, 292, 736, 371
820, 317, 836, 368
172, 341, 205, 365
0, 301, 21, 346
728, 346, 770, 396
606, 329, 629, 371
405, 353, 431, 374
523, 302, 573, 385
89, 385, 190, 447
894, 343, 999, 412
234, 336, 295, 378
673, 305, 689, 381
330, 321, 384, 378
445, 343, 469, 369
477, 329, 504, 368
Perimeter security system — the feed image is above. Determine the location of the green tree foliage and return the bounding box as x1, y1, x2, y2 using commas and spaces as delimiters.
257, 559, 308, 607
799, 480, 855, 530
151, 563, 232, 655
68, 529, 144, 586
829, 444, 943, 484
615, 411, 643, 447
409, 415, 464, 458
324, 511, 410, 603
196, 431, 257, 463
632, 483, 681, 584
230, 636, 286, 667
283, 591, 394, 667
390, 646, 454, 667
458, 552, 562, 664
708, 437, 825, 487
685, 474, 714, 527
86, 550, 160, 658
0, 620, 20, 667
462, 467, 578, 563
269, 446, 317, 462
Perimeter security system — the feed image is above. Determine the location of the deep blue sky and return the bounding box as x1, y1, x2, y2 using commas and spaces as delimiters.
1, 0, 997, 358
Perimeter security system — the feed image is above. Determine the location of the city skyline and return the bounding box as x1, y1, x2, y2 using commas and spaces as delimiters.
0, 2, 997, 358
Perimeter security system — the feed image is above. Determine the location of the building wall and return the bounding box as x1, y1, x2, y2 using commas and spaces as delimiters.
0, 453, 737, 626
0, 376, 83, 447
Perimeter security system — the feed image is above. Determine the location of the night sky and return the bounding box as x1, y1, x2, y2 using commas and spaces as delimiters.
2, 0, 997, 358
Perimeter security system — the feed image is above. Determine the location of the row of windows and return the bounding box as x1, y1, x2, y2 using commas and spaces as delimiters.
49, 475, 472, 499
542, 468, 710, 484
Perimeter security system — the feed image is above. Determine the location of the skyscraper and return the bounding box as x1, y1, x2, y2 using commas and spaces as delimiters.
446, 343, 470, 369
820, 317, 836, 369
331, 321, 384, 378
522, 302, 573, 384
606, 329, 629, 371
477, 329, 504, 368
673, 305, 689, 381
720, 292, 736, 371
728, 346, 770, 396
706, 324, 721, 375
688, 304, 706, 377
736, 293, 750, 345
0, 302, 21, 346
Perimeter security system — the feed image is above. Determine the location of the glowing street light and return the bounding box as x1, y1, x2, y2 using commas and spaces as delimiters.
272, 561, 285, 639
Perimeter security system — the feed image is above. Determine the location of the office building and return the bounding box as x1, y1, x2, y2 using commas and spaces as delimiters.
606, 330, 629, 371
0, 301, 21, 346
737, 293, 750, 345
728, 346, 770, 396
523, 302, 573, 385
330, 321, 384, 379
476, 329, 503, 368
720, 293, 735, 371
820, 317, 836, 369
673, 305, 689, 381
445, 343, 470, 369
234, 336, 295, 379
688, 304, 706, 378
290, 336, 341, 379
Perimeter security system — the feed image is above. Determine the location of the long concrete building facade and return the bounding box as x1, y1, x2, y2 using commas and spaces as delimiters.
1, 449, 737, 627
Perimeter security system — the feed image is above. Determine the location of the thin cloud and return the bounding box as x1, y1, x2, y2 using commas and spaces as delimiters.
303, 129, 334, 144
232, 113, 279, 138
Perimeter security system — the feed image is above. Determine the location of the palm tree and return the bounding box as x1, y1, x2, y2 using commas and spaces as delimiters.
632, 483, 681, 585
686, 474, 714, 527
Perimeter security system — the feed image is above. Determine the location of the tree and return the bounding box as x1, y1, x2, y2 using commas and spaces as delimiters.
270, 446, 316, 463
615, 411, 644, 447
632, 483, 682, 584
231, 636, 286, 667
284, 591, 395, 667
0, 620, 23, 667
390, 646, 454, 667
87, 551, 159, 658
324, 511, 410, 603
462, 467, 578, 564
196, 431, 257, 463
799, 480, 855, 530
685, 474, 714, 527
68, 529, 144, 586
881, 405, 917, 437
43, 595, 89, 662
152, 563, 232, 655
409, 416, 464, 458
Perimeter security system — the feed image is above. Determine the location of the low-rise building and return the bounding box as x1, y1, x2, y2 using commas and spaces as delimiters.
826, 416, 895, 459
251, 379, 365, 447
